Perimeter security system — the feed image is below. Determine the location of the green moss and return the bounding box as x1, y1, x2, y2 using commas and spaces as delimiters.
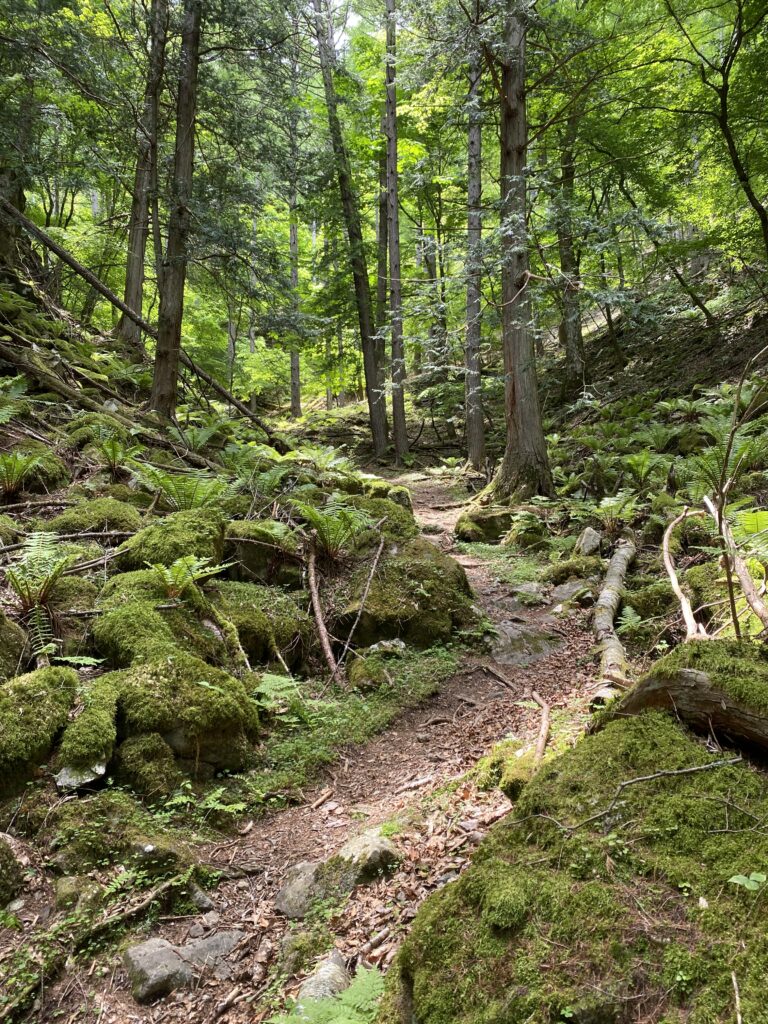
360, 476, 413, 510
344, 494, 419, 545
224, 519, 302, 588
18, 441, 69, 492
648, 639, 768, 714
391, 711, 768, 1024
65, 412, 128, 449
0, 668, 78, 790
455, 505, 514, 544
118, 653, 259, 772
58, 677, 119, 768
117, 508, 224, 570
47, 576, 99, 655
101, 483, 153, 508
340, 538, 474, 647
47, 497, 142, 535
93, 599, 178, 666
0, 513, 20, 546
115, 733, 182, 801
0, 836, 22, 905
347, 654, 390, 691
0, 613, 26, 682
543, 555, 603, 585
684, 561, 723, 610
623, 579, 676, 619
213, 581, 310, 670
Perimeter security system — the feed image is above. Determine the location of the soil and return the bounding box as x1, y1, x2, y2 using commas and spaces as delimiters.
18, 474, 600, 1024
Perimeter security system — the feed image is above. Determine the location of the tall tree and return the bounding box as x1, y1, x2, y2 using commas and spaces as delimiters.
493, 4, 553, 499
465, 44, 485, 470
312, 0, 388, 456
149, 0, 203, 418
385, 0, 408, 460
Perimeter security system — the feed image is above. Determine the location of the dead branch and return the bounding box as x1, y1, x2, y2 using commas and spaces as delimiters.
662, 508, 710, 640
331, 534, 386, 682
531, 690, 550, 765
703, 495, 768, 631
307, 534, 337, 677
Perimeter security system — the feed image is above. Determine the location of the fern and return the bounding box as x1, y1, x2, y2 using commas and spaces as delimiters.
90, 431, 145, 480
0, 376, 28, 425
291, 496, 373, 559
6, 532, 73, 613
730, 508, 768, 564
136, 466, 235, 511
269, 968, 384, 1024
0, 450, 44, 499
147, 556, 231, 599
684, 428, 768, 503
593, 491, 637, 536
168, 422, 221, 452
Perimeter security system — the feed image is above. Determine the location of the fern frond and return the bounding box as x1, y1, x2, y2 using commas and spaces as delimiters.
291, 496, 373, 559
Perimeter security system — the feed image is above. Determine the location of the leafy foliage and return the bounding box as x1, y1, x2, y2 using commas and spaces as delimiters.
6, 532, 72, 613
268, 968, 384, 1024
0, 451, 44, 499
136, 466, 234, 511
290, 497, 374, 559
90, 431, 145, 480
0, 376, 28, 424
147, 556, 231, 599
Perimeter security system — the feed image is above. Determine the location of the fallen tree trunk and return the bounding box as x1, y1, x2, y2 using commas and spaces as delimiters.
593, 534, 636, 695
607, 666, 768, 755
0, 196, 282, 446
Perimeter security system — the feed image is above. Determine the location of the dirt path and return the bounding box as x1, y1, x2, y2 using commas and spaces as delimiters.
38, 475, 598, 1024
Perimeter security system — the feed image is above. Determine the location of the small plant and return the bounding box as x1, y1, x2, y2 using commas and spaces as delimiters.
593, 491, 637, 537
729, 871, 766, 891
6, 532, 72, 613
616, 605, 643, 636
291, 497, 373, 559
0, 450, 44, 500
90, 431, 144, 480
147, 555, 231, 599
0, 376, 29, 425
136, 466, 234, 511
267, 967, 384, 1023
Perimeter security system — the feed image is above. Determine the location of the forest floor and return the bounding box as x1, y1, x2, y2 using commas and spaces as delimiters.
37, 472, 600, 1024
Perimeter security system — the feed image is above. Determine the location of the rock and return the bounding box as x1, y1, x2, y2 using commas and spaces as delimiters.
54, 874, 102, 912
551, 580, 595, 606
130, 837, 181, 875
367, 638, 406, 656
509, 581, 547, 606
54, 763, 106, 792
274, 861, 321, 920
297, 951, 350, 1004
123, 930, 244, 1002
187, 923, 204, 939
0, 836, 22, 906
493, 620, 562, 668
575, 526, 602, 556
201, 910, 220, 929
455, 506, 514, 543
188, 882, 215, 911
123, 938, 193, 1003
336, 830, 400, 883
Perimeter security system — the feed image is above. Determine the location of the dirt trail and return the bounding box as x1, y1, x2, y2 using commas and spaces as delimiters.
38, 475, 597, 1024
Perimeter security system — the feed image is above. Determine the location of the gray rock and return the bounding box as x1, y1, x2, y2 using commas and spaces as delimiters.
509, 581, 547, 606
274, 861, 321, 920
551, 579, 595, 606
336, 830, 400, 883
54, 875, 102, 913
180, 929, 243, 980
574, 526, 602, 556
367, 639, 406, 656
297, 951, 350, 1004
187, 882, 215, 911
492, 620, 562, 667
54, 763, 106, 792
123, 938, 192, 1003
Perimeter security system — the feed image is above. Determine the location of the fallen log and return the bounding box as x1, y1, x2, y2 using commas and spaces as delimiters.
592, 534, 636, 700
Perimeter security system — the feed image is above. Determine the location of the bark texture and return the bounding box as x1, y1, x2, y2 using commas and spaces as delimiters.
465, 52, 485, 471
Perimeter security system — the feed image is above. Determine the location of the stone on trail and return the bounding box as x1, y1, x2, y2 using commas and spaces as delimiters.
0, 836, 22, 906
336, 830, 400, 883
297, 950, 350, 1004
274, 860, 322, 920
123, 930, 244, 1002
551, 579, 595, 606
574, 526, 602, 556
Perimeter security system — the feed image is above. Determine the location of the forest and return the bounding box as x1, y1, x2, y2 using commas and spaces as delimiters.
1, 0, 768, 1021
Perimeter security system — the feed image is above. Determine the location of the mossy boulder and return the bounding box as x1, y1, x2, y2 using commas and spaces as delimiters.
65, 412, 129, 449
47, 497, 142, 535
0, 513, 20, 546
622, 579, 676, 619
347, 653, 390, 691
118, 653, 259, 773
225, 519, 302, 588
0, 667, 78, 792
58, 677, 119, 769
48, 576, 99, 655
346, 494, 419, 546
212, 581, 310, 670
385, 711, 768, 1023
0, 612, 26, 681
543, 555, 603, 586
19, 442, 70, 492
455, 505, 514, 544
115, 734, 183, 801
101, 483, 153, 508
339, 538, 474, 648
0, 837, 22, 906
93, 598, 179, 666
360, 476, 413, 510
117, 508, 224, 570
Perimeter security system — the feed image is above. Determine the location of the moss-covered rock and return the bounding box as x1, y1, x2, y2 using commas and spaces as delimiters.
115, 734, 182, 801
101, 482, 153, 508
543, 555, 603, 586
0, 836, 22, 906
455, 505, 514, 544
47, 497, 142, 535
118, 653, 259, 772
0, 512, 20, 546
212, 581, 310, 670
93, 599, 178, 666
225, 519, 302, 588
46, 576, 99, 655
347, 653, 390, 691
58, 677, 119, 769
64, 411, 129, 449
0, 612, 26, 681
385, 710, 768, 1024
623, 579, 676, 619
19, 442, 70, 492
117, 508, 224, 570
345, 494, 419, 546
340, 538, 474, 648
0, 667, 78, 792
360, 476, 413, 510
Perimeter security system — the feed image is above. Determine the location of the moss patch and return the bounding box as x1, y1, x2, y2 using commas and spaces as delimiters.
0, 667, 78, 791
212, 581, 310, 670
47, 497, 142, 535
543, 555, 603, 585
115, 733, 183, 801
455, 505, 513, 544
64, 412, 129, 449
0, 613, 26, 681
0, 836, 22, 905
117, 508, 224, 570
225, 519, 302, 588
386, 711, 768, 1024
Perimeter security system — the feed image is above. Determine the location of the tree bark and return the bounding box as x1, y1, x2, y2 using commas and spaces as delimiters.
118, 0, 167, 358
555, 120, 586, 391
385, 0, 408, 461
312, 0, 388, 457
149, 0, 202, 419
465, 50, 486, 470
289, 185, 302, 418
492, 12, 553, 500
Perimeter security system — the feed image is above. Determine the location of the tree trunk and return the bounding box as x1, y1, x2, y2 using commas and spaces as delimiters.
465, 51, 485, 470
493, 12, 553, 500
118, 0, 167, 359
289, 185, 302, 418
555, 121, 586, 392
385, 0, 408, 461
149, 0, 202, 419
376, 137, 388, 333
312, 0, 388, 457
